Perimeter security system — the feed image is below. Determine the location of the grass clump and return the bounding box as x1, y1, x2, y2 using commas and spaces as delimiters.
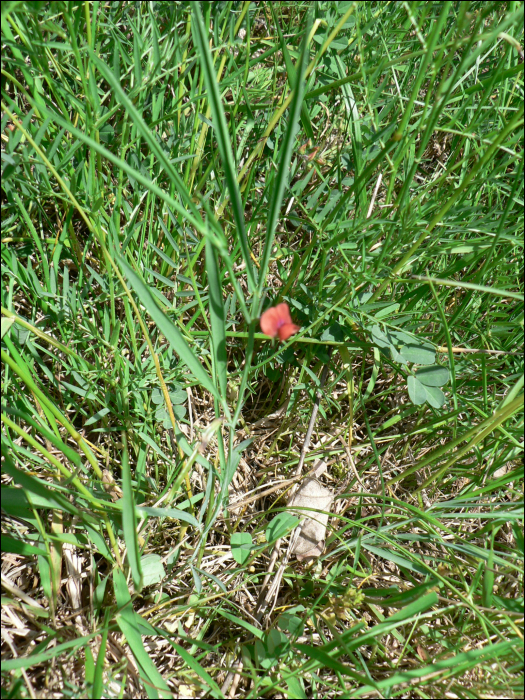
1, 1, 523, 698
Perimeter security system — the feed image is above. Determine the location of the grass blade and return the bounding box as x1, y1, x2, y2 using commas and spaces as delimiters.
119, 256, 223, 408
191, 1, 255, 294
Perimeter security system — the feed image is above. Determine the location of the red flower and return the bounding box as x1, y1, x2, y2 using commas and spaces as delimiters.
260, 302, 300, 341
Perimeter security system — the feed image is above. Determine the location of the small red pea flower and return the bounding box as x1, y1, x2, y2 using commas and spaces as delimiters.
260, 302, 300, 341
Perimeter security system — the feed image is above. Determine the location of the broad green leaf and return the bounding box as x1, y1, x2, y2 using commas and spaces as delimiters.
390, 346, 406, 363
320, 323, 345, 343
170, 389, 187, 405
141, 553, 166, 587
286, 677, 307, 699
151, 388, 164, 405
1, 317, 16, 338
370, 324, 391, 349
152, 387, 186, 405
231, 532, 253, 565
255, 629, 290, 670
424, 385, 446, 408
407, 375, 428, 405
399, 345, 436, 365
98, 123, 114, 143
157, 404, 186, 428
266, 628, 290, 656
277, 612, 305, 636
370, 325, 406, 362
266, 512, 300, 543
416, 365, 450, 387
408, 376, 446, 407
390, 329, 423, 346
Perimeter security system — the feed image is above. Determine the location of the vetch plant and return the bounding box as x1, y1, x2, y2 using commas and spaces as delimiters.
1, 2, 523, 699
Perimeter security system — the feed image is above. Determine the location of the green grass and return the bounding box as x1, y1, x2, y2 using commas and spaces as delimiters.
1, 1, 523, 698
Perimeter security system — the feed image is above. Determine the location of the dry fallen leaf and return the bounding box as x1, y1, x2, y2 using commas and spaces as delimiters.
288, 476, 334, 562
102, 469, 123, 502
